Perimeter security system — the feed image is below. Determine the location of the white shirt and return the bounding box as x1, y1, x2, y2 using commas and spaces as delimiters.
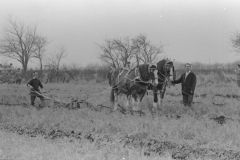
185, 71, 191, 81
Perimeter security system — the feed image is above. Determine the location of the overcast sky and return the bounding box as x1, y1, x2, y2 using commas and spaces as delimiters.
1, 0, 240, 68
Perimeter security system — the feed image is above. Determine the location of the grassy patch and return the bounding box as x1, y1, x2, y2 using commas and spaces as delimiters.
0, 75, 239, 159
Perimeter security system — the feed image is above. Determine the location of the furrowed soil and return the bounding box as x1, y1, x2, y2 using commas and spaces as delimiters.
0, 74, 240, 160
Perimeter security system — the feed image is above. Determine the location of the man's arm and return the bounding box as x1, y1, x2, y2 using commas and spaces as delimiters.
190, 73, 197, 93
172, 74, 183, 84
39, 80, 45, 92
27, 79, 33, 89
39, 80, 43, 89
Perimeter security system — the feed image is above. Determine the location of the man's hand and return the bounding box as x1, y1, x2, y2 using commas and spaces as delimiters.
167, 80, 173, 87
42, 88, 46, 93
28, 85, 33, 89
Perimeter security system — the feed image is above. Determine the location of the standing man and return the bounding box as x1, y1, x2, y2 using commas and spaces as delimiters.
44, 72, 49, 84
234, 64, 240, 87
172, 63, 197, 107
14, 68, 22, 84
27, 72, 46, 107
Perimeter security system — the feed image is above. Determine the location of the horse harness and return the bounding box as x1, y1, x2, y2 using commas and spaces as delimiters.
156, 61, 174, 98
114, 66, 154, 93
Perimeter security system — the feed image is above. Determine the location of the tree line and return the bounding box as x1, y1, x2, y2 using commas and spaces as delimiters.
26, 61, 239, 83
1, 16, 240, 82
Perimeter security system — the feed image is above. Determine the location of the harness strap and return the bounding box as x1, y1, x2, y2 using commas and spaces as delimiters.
116, 69, 132, 93
134, 67, 152, 84
114, 66, 155, 95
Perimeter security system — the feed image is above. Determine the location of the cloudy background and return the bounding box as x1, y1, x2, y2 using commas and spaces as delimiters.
0, 0, 240, 68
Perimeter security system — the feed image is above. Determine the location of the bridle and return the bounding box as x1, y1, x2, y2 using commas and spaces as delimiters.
134, 64, 158, 84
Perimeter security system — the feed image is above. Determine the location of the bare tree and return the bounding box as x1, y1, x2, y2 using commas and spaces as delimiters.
97, 37, 135, 68
112, 37, 135, 67
98, 34, 164, 68
0, 17, 39, 77
97, 39, 120, 68
33, 35, 49, 78
46, 45, 67, 82
47, 46, 67, 70
231, 31, 240, 54
55, 46, 67, 71
132, 34, 164, 64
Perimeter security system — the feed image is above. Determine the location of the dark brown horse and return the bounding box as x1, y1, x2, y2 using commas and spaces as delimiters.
149, 59, 175, 111
110, 63, 158, 111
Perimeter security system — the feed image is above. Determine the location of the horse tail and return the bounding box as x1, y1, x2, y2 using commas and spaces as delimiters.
110, 88, 115, 103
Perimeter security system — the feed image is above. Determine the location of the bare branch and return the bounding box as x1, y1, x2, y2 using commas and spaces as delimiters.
46, 45, 67, 70
0, 17, 42, 77
132, 34, 163, 64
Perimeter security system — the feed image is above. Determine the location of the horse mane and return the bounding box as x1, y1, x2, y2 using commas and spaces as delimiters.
138, 64, 150, 81
157, 59, 166, 74
157, 59, 174, 80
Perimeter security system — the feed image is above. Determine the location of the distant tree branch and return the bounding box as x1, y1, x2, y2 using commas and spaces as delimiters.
231, 31, 240, 54
0, 16, 42, 77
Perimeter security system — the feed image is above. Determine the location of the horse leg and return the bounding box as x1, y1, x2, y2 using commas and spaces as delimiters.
160, 98, 164, 110
132, 91, 139, 111
158, 91, 162, 109
132, 97, 140, 111
153, 89, 158, 111
125, 95, 131, 111
113, 90, 118, 111
136, 95, 141, 111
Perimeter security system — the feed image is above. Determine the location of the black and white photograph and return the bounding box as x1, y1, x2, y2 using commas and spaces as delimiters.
0, 0, 240, 159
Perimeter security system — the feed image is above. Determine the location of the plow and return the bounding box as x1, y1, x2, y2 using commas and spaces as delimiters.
2, 87, 240, 114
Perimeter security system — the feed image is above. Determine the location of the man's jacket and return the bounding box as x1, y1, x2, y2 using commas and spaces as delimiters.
15, 71, 22, 79
172, 72, 197, 95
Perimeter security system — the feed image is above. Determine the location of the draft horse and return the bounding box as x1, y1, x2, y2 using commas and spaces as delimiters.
110, 63, 158, 111
150, 59, 175, 111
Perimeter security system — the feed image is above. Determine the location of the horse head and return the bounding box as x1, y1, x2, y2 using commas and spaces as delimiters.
137, 63, 158, 86
163, 59, 174, 81
157, 59, 175, 85
147, 63, 159, 86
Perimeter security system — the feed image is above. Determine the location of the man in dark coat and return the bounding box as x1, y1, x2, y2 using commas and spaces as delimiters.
172, 63, 197, 107
27, 72, 46, 107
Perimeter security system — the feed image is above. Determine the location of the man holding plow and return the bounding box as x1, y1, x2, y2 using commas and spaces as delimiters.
27, 72, 46, 107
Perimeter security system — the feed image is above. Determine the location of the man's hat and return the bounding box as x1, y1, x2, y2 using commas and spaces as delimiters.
185, 63, 192, 67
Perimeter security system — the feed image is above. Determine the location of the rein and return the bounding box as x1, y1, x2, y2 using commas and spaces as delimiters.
134, 67, 153, 84
113, 65, 157, 93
